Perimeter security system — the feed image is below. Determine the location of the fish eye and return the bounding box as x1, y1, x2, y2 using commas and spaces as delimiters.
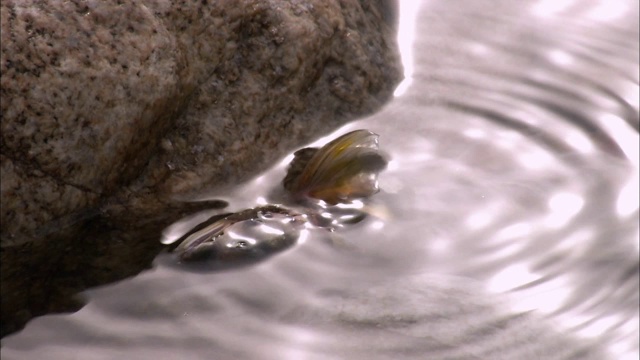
258, 211, 274, 219
234, 240, 249, 248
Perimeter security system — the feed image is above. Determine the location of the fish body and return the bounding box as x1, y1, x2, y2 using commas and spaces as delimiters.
174, 205, 303, 263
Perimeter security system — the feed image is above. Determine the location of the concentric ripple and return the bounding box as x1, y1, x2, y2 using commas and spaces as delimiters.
2, 1, 638, 359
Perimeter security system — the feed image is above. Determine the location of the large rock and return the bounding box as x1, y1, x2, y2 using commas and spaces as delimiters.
1, 0, 401, 246
0, 0, 401, 336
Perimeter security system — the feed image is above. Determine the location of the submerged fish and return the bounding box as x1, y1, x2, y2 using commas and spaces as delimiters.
171, 130, 389, 265
283, 130, 388, 204
173, 205, 304, 263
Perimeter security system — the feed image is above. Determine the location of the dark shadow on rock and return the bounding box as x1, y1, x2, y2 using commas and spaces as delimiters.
0, 199, 227, 338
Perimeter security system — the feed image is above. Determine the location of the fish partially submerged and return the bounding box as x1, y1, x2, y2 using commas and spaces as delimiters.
283, 130, 388, 204
174, 205, 304, 263
172, 129, 388, 265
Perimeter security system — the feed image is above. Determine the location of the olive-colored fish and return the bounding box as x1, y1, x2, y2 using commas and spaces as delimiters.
283, 129, 388, 204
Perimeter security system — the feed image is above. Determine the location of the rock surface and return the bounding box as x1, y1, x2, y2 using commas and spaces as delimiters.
0, 0, 401, 337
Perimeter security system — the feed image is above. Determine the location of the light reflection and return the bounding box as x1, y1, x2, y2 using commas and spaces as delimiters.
556, 312, 592, 329
512, 277, 572, 313
280, 326, 318, 360
517, 149, 554, 170
297, 228, 310, 244
488, 263, 539, 293
338, 214, 357, 222
578, 314, 622, 338
393, 0, 422, 97
620, 317, 640, 343
598, 114, 640, 167
258, 224, 286, 236
398, 152, 433, 164
554, 229, 593, 255
279, 154, 295, 167
495, 130, 523, 150
565, 130, 595, 153
547, 49, 574, 66
161, 227, 188, 245
500, 130, 523, 142
586, 0, 628, 21
493, 223, 533, 243
515, 110, 540, 126
468, 42, 490, 56
623, 83, 639, 109
531, 0, 575, 18
616, 173, 639, 217
385, 159, 400, 172
429, 237, 449, 253
370, 220, 385, 231
463, 128, 487, 139
226, 229, 258, 244
616, 351, 640, 360
335, 199, 365, 209
465, 210, 493, 229
544, 192, 585, 228
610, 347, 639, 360
160, 211, 220, 245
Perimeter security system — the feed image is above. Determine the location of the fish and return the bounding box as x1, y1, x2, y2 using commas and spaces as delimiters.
173, 205, 304, 263
283, 129, 388, 204
169, 130, 389, 266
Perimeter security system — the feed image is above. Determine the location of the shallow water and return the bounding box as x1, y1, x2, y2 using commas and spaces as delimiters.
3, 0, 638, 359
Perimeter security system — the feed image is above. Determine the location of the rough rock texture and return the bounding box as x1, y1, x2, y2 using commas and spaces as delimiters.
0, 0, 401, 337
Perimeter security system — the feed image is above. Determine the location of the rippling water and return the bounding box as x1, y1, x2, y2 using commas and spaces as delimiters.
3, 1, 638, 359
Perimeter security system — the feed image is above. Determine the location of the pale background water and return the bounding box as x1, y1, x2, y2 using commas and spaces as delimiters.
3, 0, 638, 359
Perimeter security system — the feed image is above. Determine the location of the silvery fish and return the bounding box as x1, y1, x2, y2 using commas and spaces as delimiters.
173, 205, 304, 263
283, 129, 388, 204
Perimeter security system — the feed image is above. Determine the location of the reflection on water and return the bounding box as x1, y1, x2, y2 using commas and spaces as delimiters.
2, 0, 638, 359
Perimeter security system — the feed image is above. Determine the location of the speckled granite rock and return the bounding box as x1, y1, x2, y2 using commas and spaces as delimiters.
1, 0, 400, 246
1, 1, 187, 246
0, 0, 400, 337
